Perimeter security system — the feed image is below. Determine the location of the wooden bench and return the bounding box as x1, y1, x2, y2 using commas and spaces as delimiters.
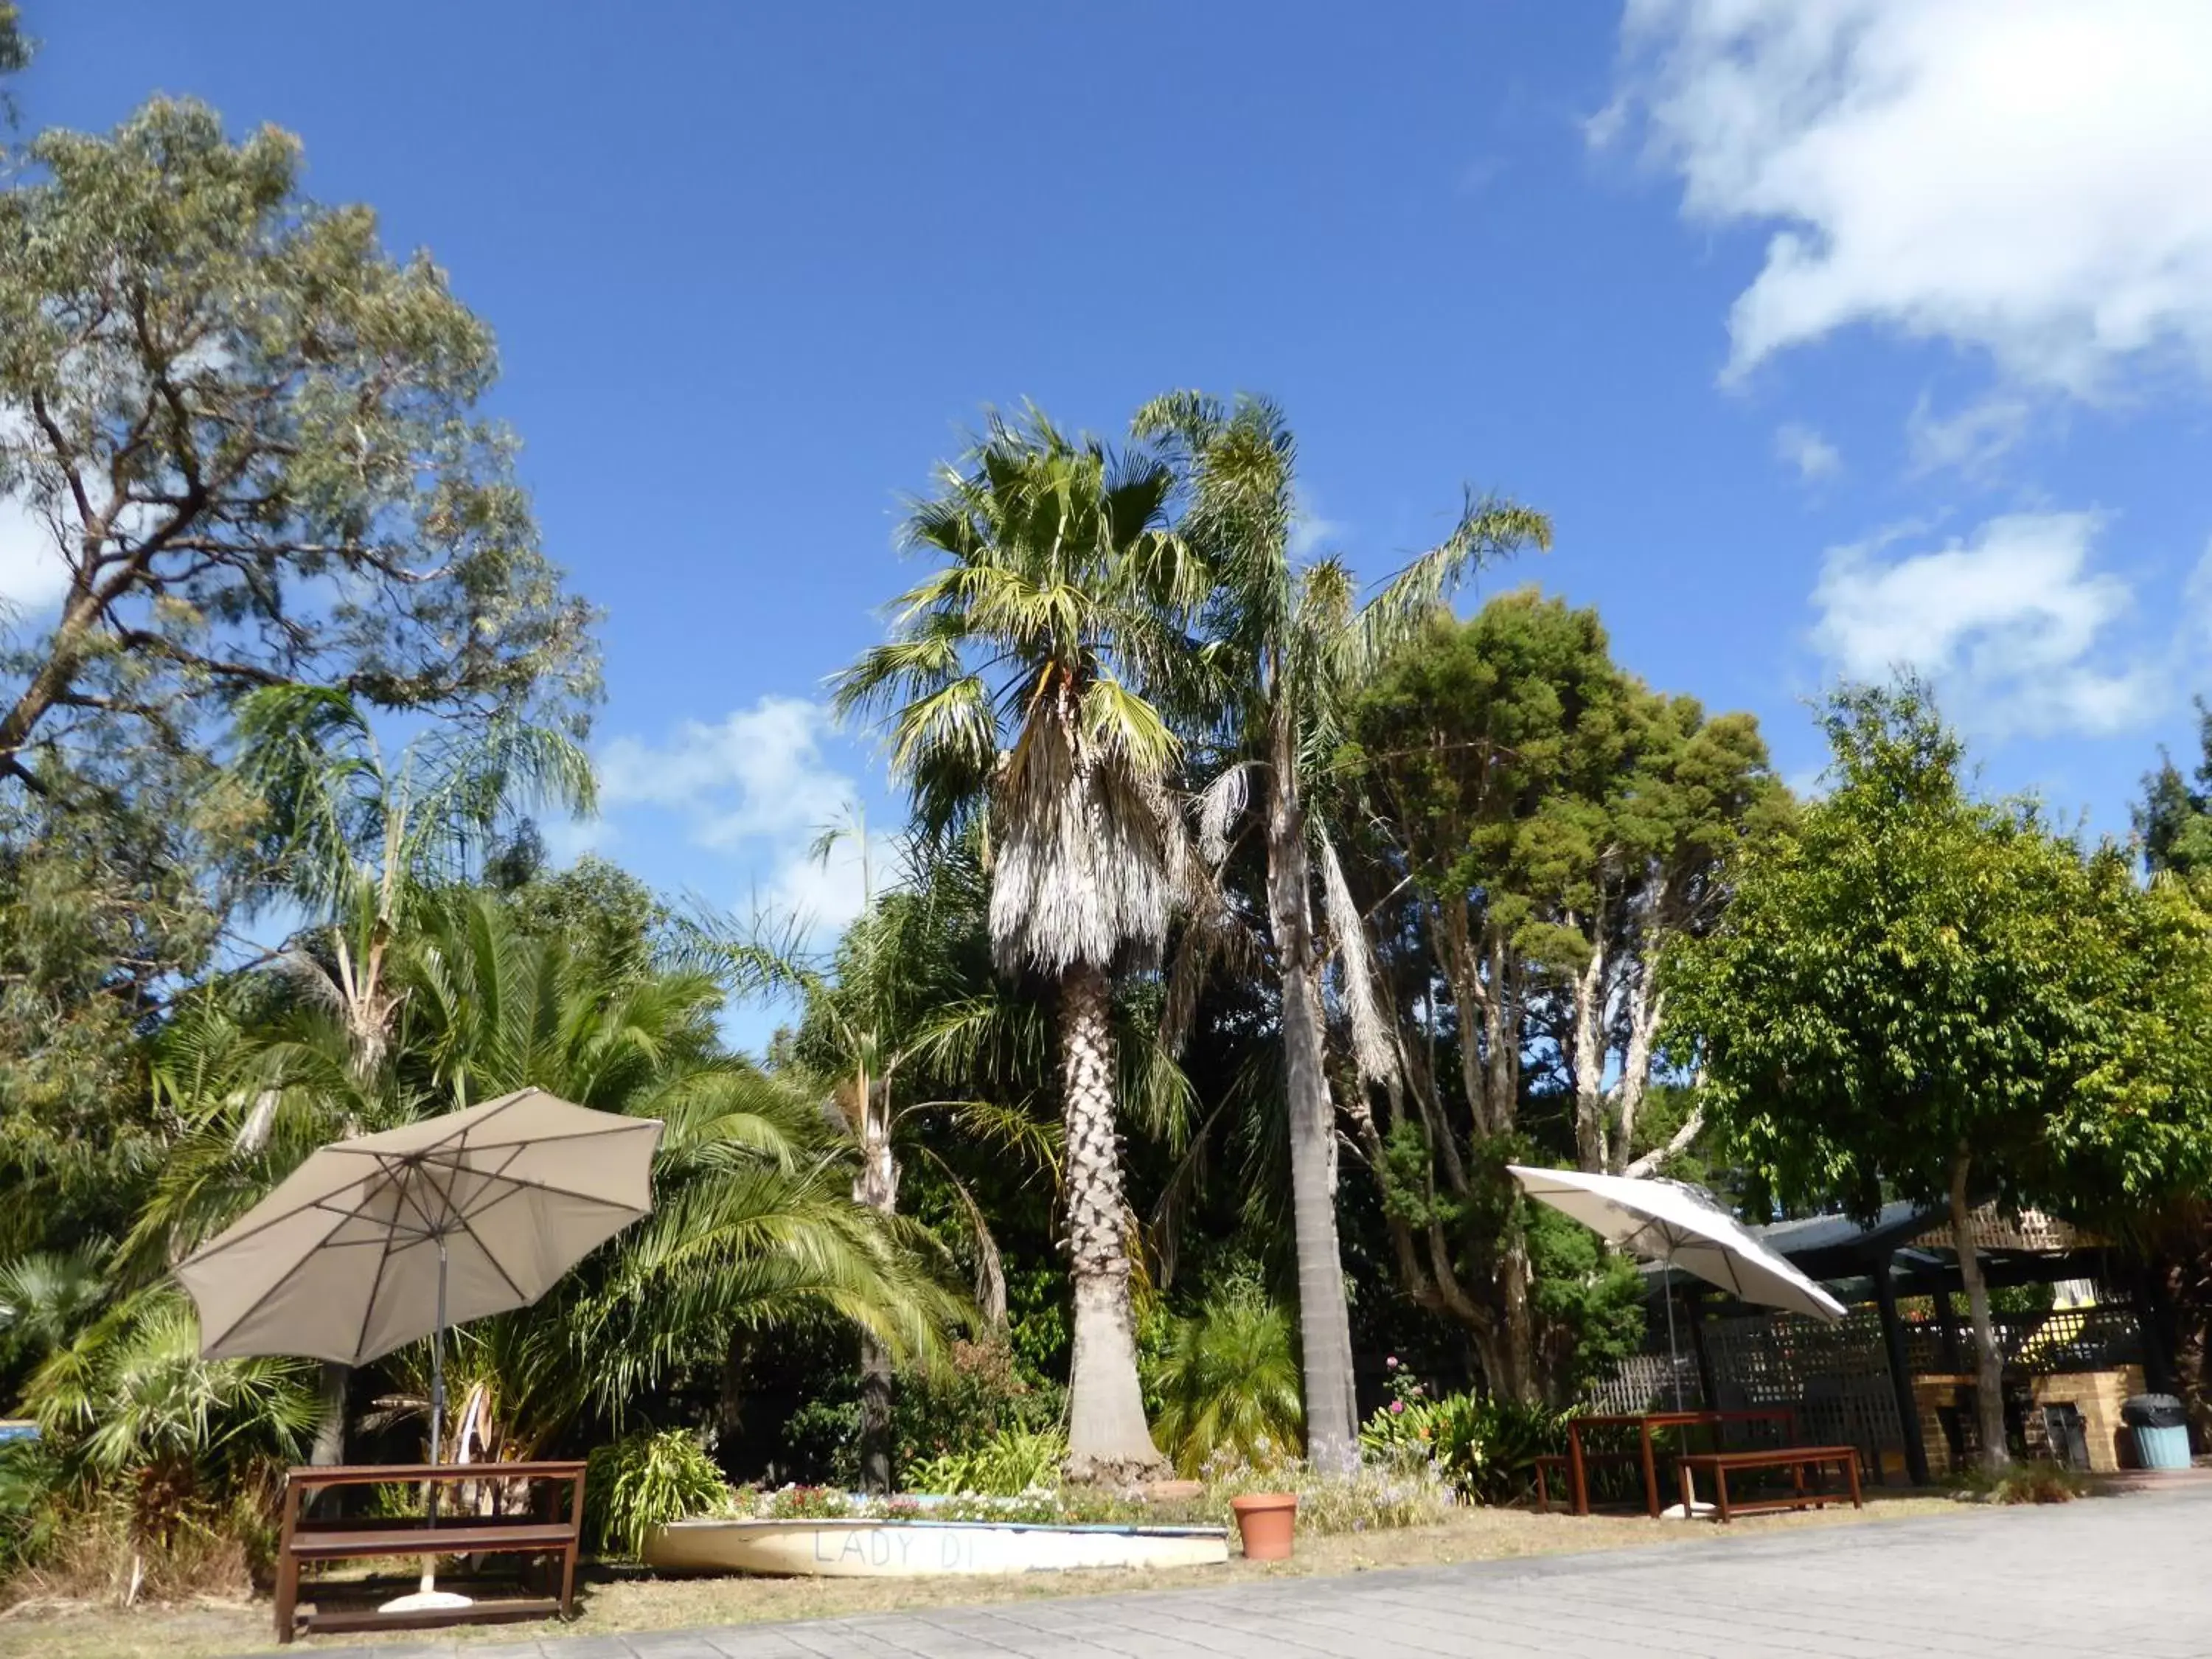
274, 1460, 587, 1643
1533, 1450, 1644, 1514
1674, 1445, 1861, 1523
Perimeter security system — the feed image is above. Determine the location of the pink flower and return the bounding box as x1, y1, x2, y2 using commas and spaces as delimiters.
1385, 1356, 1399, 1370
1391, 1399, 1405, 1415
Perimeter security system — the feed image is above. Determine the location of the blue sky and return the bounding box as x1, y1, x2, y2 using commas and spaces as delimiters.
10, 2, 2212, 1042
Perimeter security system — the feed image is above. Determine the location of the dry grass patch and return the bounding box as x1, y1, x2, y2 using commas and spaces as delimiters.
1, 1492, 1956, 1659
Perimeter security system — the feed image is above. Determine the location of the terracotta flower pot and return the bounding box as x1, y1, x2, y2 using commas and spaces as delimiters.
1230, 1492, 1298, 1560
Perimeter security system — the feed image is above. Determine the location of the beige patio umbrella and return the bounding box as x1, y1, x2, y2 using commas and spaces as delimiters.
176, 1088, 662, 1608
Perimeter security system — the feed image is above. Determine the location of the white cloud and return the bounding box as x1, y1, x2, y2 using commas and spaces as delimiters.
1, 404, 72, 614
0, 497, 69, 614
1773, 422, 1841, 482
1288, 487, 1343, 561
1809, 510, 2163, 737
762, 827, 899, 937
588, 695, 894, 938
1615, 1, 2212, 395
1904, 390, 2039, 479
597, 697, 852, 847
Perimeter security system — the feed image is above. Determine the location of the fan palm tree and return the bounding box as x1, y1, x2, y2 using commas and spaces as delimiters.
1135, 392, 1551, 1455
832, 408, 1204, 1481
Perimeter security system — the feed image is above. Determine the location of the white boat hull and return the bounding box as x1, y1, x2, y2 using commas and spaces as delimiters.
643, 1517, 1230, 1578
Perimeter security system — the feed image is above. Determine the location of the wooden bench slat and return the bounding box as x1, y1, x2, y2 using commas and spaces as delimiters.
288, 1522, 576, 1559
1677, 1444, 1857, 1470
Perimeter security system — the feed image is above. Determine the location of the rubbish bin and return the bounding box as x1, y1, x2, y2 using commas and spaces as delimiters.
2121, 1394, 2191, 1470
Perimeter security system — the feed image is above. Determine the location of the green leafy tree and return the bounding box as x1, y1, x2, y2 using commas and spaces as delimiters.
833, 408, 1203, 1481
0, 95, 597, 1220
1671, 683, 2212, 1471
1135, 391, 1550, 1463
2136, 699, 2212, 877
0, 100, 597, 800
1345, 591, 1774, 1399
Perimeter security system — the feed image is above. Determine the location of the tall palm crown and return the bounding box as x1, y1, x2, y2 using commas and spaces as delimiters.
834, 408, 1201, 1480
1136, 392, 1553, 795
832, 410, 1203, 977
1135, 390, 1553, 1454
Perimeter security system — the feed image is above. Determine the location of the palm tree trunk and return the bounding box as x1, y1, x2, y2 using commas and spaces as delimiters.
1265, 789, 1361, 1472
311, 1361, 349, 1465
1059, 960, 1166, 1483
1950, 1150, 2011, 1472
857, 1335, 895, 1494
854, 1085, 899, 1493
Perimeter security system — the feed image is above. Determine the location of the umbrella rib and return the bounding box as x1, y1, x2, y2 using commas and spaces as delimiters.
348, 1206, 408, 1367
396, 1163, 655, 1211
178, 1170, 392, 1264
414, 1120, 661, 1156
448, 1202, 531, 1309
198, 1194, 373, 1357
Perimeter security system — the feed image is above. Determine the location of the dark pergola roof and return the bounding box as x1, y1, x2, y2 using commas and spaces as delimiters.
1641, 1200, 2114, 1311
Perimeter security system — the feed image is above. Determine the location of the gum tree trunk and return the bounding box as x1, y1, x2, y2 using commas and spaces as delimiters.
1950, 1150, 2010, 1472
1265, 774, 1360, 1472
1059, 961, 1167, 1483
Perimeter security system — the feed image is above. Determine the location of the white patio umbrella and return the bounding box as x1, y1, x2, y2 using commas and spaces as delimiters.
177, 1088, 662, 1611
1509, 1165, 1847, 1514
1508, 1166, 1847, 1341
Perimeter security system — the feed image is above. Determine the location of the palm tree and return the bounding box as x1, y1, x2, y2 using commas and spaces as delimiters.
690, 824, 1052, 1490
832, 408, 1203, 1481
1151, 1281, 1304, 1477
139, 888, 961, 1467
1135, 392, 1551, 1453
215, 684, 595, 1464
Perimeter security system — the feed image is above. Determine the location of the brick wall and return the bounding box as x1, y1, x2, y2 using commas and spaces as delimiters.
1912, 1366, 2144, 1473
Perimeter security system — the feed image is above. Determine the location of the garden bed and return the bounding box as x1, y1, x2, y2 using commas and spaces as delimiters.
643, 1514, 1228, 1576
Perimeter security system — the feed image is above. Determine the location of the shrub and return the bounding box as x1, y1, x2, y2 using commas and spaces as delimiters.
898, 1341, 1060, 1464
728, 1486, 1148, 1526
584, 1429, 734, 1559
0, 1486, 261, 1607
754, 1483, 852, 1520
1148, 1284, 1303, 1478
0, 1438, 64, 1581
1197, 1451, 1453, 1534
1964, 1460, 2085, 1506
904, 1426, 1067, 1497
1360, 1364, 1569, 1506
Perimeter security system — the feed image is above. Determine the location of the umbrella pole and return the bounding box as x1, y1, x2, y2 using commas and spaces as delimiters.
386, 1240, 471, 1614
1660, 1251, 1708, 1517
1663, 1265, 1684, 1413
418, 1240, 447, 1598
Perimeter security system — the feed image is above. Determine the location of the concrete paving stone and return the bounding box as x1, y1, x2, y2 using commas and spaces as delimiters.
222, 1484, 2212, 1659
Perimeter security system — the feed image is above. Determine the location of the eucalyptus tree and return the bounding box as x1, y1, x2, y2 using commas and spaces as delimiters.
0, 95, 595, 1216
0, 100, 597, 801
1345, 593, 1778, 1398
1134, 392, 1549, 1463
832, 408, 1203, 1481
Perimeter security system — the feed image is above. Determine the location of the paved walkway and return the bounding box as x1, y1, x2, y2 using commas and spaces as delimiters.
272, 1484, 2212, 1659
